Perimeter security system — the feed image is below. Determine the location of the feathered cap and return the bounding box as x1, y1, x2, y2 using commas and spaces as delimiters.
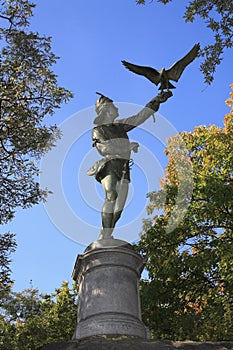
94, 92, 114, 124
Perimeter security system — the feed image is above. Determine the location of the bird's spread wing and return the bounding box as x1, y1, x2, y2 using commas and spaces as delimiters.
166, 43, 200, 82
122, 60, 161, 85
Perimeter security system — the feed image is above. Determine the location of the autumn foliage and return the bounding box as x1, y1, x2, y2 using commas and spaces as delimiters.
137, 84, 233, 340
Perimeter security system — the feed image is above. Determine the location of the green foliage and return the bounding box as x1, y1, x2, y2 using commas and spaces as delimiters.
0, 0, 73, 298
0, 0, 73, 225
0, 232, 16, 301
1, 281, 78, 350
135, 0, 233, 84
137, 85, 233, 340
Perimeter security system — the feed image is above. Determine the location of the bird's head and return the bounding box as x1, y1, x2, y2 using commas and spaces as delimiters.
160, 67, 166, 75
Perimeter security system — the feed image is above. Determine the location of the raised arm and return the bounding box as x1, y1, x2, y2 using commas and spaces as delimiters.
117, 90, 172, 132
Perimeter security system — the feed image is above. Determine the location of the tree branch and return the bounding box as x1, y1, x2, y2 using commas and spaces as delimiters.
0, 14, 13, 23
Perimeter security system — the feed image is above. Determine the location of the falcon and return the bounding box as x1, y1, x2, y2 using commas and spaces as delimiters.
122, 43, 200, 91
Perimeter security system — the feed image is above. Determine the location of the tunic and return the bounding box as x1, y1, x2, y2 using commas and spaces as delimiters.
87, 95, 162, 183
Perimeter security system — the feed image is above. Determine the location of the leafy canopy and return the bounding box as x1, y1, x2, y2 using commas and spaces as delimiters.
0, 0, 73, 225
1, 281, 77, 350
137, 84, 233, 340
0, 0, 73, 300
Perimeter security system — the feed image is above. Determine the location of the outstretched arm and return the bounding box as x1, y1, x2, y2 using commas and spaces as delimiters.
117, 90, 172, 132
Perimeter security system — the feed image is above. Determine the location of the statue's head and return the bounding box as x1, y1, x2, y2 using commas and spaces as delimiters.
94, 92, 119, 125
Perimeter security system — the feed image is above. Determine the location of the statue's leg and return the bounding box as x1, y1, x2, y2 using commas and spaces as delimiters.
99, 174, 118, 240
112, 179, 129, 228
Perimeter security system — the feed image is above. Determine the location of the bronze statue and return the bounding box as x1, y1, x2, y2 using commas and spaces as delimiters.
122, 43, 200, 91
87, 90, 172, 240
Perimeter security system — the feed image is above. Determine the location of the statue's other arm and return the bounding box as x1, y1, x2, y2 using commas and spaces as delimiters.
118, 90, 172, 132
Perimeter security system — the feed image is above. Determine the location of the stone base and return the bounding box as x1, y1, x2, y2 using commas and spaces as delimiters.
72, 239, 149, 339
73, 313, 149, 339
84, 238, 132, 252
39, 338, 233, 350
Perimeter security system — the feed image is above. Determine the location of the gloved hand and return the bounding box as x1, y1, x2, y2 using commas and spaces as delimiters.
158, 90, 173, 102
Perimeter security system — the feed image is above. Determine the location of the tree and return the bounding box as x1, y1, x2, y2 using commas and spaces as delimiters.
0, 0, 73, 225
0, 281, 77, 350
0, 232, 16, 301
136, 0, 233, 84
0, 0, 73, 294
136, 84, 233, 340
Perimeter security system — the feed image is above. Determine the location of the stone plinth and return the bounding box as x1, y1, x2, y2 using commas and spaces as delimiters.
72, 239, 149, 340
39, 338, 233, 350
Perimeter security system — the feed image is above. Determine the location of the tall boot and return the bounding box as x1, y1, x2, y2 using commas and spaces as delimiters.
98, 212, 114, 240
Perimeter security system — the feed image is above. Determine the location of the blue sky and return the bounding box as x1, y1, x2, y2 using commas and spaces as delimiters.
2, 0, 232, 293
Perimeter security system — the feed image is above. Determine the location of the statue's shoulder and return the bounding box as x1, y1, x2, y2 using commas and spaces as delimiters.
114, 118, 128, 126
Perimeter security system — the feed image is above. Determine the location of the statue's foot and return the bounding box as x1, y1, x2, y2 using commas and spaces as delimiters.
98, 228, 113, 240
